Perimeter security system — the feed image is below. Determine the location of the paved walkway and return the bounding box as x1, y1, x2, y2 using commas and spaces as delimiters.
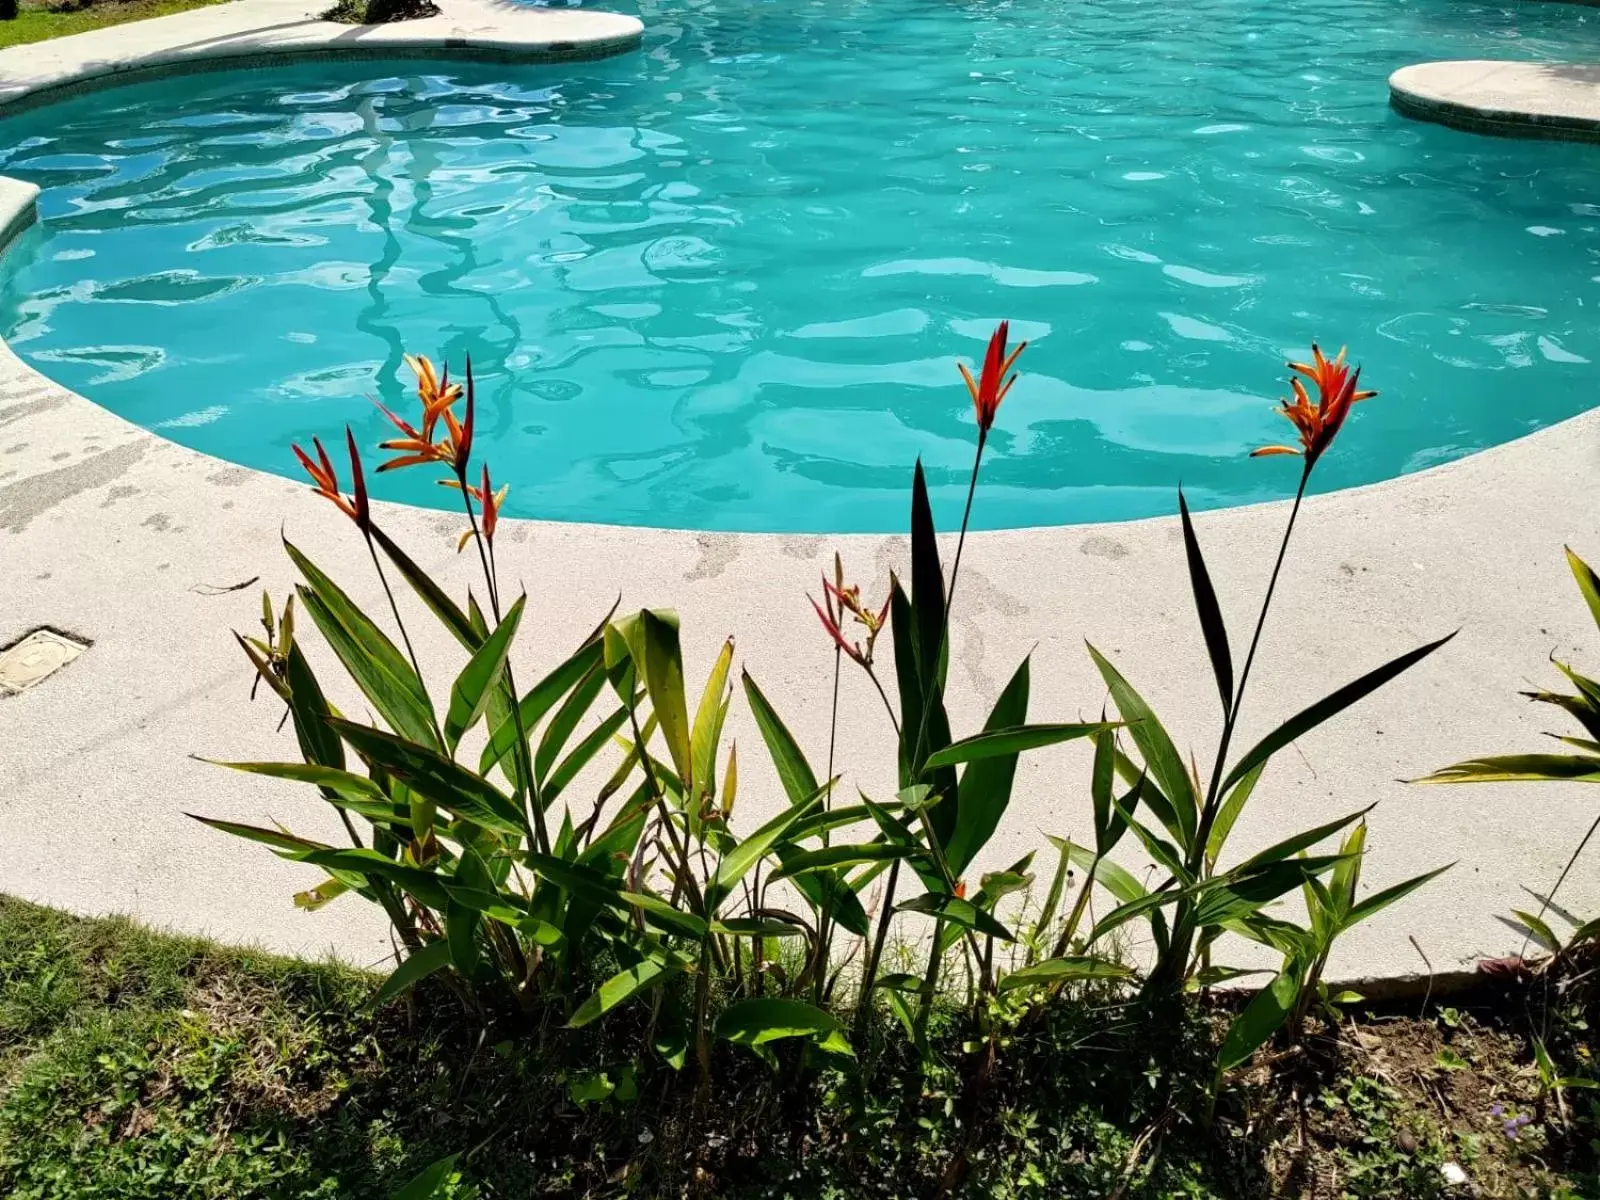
1, 5, 1599, 986
1391, 60, 1600, 141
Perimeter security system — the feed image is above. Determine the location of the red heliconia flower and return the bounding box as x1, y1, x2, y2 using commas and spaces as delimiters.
377, 352, 473, 474
444, 461, 509, 552
809, 554, 890, 668
958, 320, 1027, 438
953, 879, 967, 901
291, 434, 366, 527
1251, 344, 1377, 466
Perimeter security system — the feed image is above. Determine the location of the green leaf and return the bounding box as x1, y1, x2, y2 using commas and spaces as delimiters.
1569, 546, 1600, 632
390, 1152, 461, 1200
621, 892, 709, 939
619, 610, 694, 792
1195, 856, 1349, 927
1417, 754, 1600, 785
1088, 643, 1197, 848
1179, 488, 1234, 718
897, 892, 1014, 942
943, 658, 1033, 875
374, 939, 452, 1008
691, 638, 734, 802
300, 848, 451, 910
444, 594, 525, 751
998, 956, 1134, 992
187, 815, 330, 857
1345, 863, 1452, 927
479, 638, 605, 780
1222, 631, 1457, 793
708, 786, 825, 904
370, 524, 479, 652
711, 918, 810, 938
1065, 843, 1147, 906
1217, 966, 1301, 1073
924, 721, 1112, 770
534, 664, 607, 785
768, 843, 920, 881
908, 460, 946, 692
1434, 1048, 1469, 1072
1206, 762, 1262, 868
526, 853, 627, 908
285, 540, 438, 749
1234, 806, 1373, 874
283, 641, 343, 772
329, 718, 525, 837
1511, 908, 1562, 954
742, 671, 820, 806
715, 997, 851, 1055
569, 956, 687, 1028
545, 706, 631, 807
199, 760, 385, 803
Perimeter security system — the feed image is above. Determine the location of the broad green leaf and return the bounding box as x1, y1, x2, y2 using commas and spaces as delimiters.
1179, 488, 1234, 718
1330, 820, 1368, 916
370, 524, 479, 651
444, 594, 525, 751
1194, 855, 1349, 927
1086, 886, 1182, 944
285, 540, 437, 749
711, 918, 809, 938
446, 898, 480, 974
691, 638, 734, 802
1217, 966, 1301, 1072
775, 845, 872, 936
908, 460, 946, 692
943, 659, 1034, 875
545, 706, 630, 806
439, 882, 533, 928
1417, 754, 1600, 785
1511, 908, 1562, 953
294, 876, 352, 911
391, 1153, 460, 1200
374, 938, 452, 1008
283, 641, 344, 772
479, 638, 605, 780
1346, 863, 1455, 931
619, 609, 694, 792
998, 955, 1134, 992
526, 853, 627, 907
300, 848, 451, 910
742, 670, 820, 806
569, 955, 688, 1028
329, 718, 525, 837
200, 760, 384, 803
1090, 727, 1123, 854
715, 997, 851, 1055
897, 892, 1014, 942
1206, 762, 1263, 869
1234, 806, 1372, 874
924, 721, 1110, 770
708, 785, 826, 904
768, 842, 919, 881
1112, 797, 1190, 883
1222, 631, 1457, 793
187, 815, 329, 856
622, 891, 709, 939
1089, 643, 1197, 847
786, 803, 884, 844
1065, 843, 1147, 906
534, 664, 607, 785
1568, 546, 1600, 633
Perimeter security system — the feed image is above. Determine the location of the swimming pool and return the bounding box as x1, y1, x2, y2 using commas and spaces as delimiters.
3, 0, 1600, 532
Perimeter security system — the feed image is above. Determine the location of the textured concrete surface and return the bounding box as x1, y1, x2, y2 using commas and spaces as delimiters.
1, 11, 1599, 985
0, 0, 642, 114
1391, 60, 1600, 141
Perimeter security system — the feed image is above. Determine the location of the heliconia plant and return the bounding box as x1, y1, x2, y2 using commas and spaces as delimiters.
197, 323, 1450, 1112
1419, 545, 1600, 966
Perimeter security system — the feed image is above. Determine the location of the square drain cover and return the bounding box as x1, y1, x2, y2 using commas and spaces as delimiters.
0, 629, 88, 695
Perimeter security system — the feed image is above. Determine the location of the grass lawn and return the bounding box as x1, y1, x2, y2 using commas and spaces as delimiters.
0, 894, 1596, 1198
0, 0, 232, 50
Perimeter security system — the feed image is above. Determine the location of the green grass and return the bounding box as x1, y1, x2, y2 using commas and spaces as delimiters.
0, 0, 232, 50
0, 895, 1595, 1198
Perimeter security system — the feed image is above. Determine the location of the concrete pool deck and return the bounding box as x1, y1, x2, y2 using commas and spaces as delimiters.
1, 5, 1599, 988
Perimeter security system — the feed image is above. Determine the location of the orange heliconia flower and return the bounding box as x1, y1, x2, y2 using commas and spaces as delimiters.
292, 430, 369, 529
443, 462, 509, 551
958, 320, 1026, 438
377, 354, 475, 475
809, 553, 890, 668
1251, 344, 1377, 466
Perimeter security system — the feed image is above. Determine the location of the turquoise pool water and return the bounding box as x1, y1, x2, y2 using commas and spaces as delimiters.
4, 0, 1600, 531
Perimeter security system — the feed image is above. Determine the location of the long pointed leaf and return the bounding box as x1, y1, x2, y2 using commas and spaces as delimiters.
998, 955, 1134, 992
374, 939, 452, 1008
329, 718, 525, 837
1345, 863, 1453, 927
1179, 488, 1234, 718
1089, 643, 1197, 848
444, 594, 525, 751
924, 720, 1110, 770
569, 956, 687, 1028
1222, 631, 1457, 793
742, 670, 820, 806
944, 657, 1032, 875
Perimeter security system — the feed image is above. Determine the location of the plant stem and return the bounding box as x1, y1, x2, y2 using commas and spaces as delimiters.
856, 857, 902, 1035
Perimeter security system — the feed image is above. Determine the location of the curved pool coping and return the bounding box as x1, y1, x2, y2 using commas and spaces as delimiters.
2, 12, 1599, 989
1390, 59, 1600, 141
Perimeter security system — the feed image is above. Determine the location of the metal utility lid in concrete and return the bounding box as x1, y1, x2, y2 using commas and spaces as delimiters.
0, 629, 88, 695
